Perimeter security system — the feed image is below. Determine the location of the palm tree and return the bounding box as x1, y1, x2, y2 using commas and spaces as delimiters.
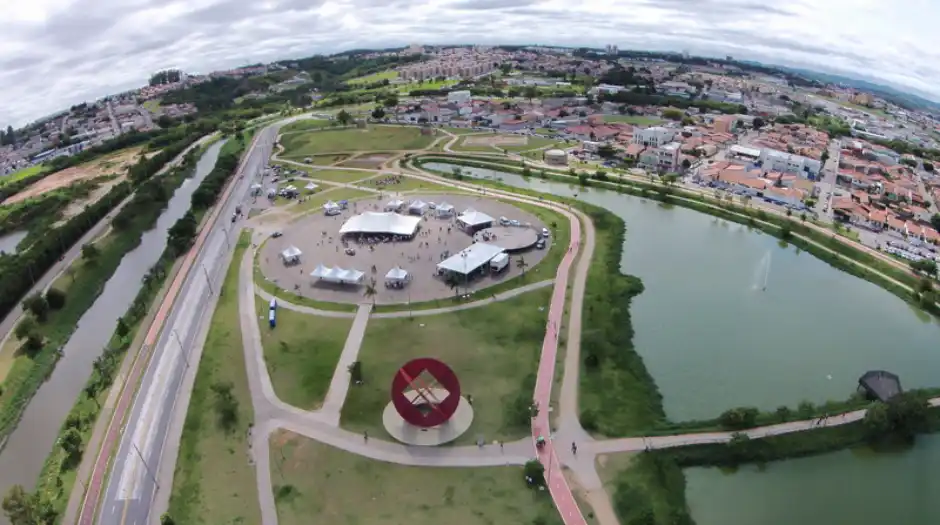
363, 278, 377, 306
446, 275, 460, 301
516, 255, 529, 276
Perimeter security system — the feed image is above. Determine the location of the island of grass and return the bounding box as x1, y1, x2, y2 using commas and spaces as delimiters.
278, 119, 333, 134
340, 287, 552, 444
280, 126, 437, 158
270, 430, 562, 525
255, 296, 351, 409
168, 232, 261, 525
345, 70, 399, 86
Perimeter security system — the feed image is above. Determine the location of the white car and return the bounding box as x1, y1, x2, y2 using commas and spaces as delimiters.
541, 227, 550, 237
509, 219, 521, 227
499, 216, 511, 226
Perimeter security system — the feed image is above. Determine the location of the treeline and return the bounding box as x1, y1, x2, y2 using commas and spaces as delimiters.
0, 125, 210, 324
149, 69, 182, 86
599, 90, 746, 114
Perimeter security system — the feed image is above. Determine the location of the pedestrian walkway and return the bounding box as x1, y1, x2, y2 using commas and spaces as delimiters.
319, 303, 372, 426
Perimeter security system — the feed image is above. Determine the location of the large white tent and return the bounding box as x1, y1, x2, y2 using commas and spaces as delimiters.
339, 211, 421, 236
311, 265, 365, 284
408, 199, 429, 215
437, 243, 505, 276
457, 208, 495, 230
280, 245, 302, 265
436, 202, 455, 217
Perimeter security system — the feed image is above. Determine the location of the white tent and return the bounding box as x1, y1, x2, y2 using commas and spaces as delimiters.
339, 211, 421, 236
385, 266, 410, 283
437, 243, 505, 276
385, 199, 405, 211
457, 209, 495, 230
408, 199, 429, 215
337, 268, 365, 284
436, 202, 455, 217
304, 182, 319, 191
324, 200, 342, 215
310, 264, 330, 279
280, 245, 302, 265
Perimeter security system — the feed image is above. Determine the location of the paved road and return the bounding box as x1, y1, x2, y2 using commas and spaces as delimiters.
78, 127, 277, 525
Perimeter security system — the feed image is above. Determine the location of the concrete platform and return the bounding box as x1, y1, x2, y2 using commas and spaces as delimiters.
383, 389, 474, 446
473, 226, 539, 253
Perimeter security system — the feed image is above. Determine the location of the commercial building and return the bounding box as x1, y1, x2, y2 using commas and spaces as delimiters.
447, 90, 472, 104
638, 142, 681, 172
632, 126, 676, 147
760, 149, 822, 178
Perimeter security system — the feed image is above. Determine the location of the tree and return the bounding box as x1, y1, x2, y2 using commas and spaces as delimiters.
336, 109, 352, 126
662, 108, 683, 121
4, 125, 14, 146
930, 214, 940, 232
523, 86, 538, 101
752, 117, 765, 130
681, 158, 692, 171
516, 255, 528, 276
160, 513, 177, 525
910, 258, 938, 278
864, 392, 930, 438
451, 167, 463, 180
44, 288, 66, 310
210, 381, 239, 433
81, 243, 100, 263
718, 407, 759, 430
2, 485, 38, 525
60, 427, 83, 461
383, 94, 399, 108
371, 108, 385, 120
523, 459, 545, 487
363, 278, 378, 306
775, 405, 792, 422
115, 317, 130, 339
348, 360, 363, 384
23, 293, 50, 322
577, 173, 588, 186
925, 162, 935, 172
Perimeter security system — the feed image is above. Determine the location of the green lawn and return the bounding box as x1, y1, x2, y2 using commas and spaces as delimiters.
355, 175, 452, 193
255, 295, 351, 409
281, 127, 437, 157
502, 136, 558, 152
346, 70, 399, 86
270, 431, 562, 525
396, 79, 459, 93
168, 232, 261, 525
340, 287, 552, 445
304, 169, 375, 184
0, 164, 44, 186
294, 188, 376, 214
441, 127, 487, 136
603, 115, 664, 126
279, 119, 333, 134
142, 99, 161, 114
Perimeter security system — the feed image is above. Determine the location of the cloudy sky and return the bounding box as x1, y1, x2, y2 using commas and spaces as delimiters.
2, 0, 938, 126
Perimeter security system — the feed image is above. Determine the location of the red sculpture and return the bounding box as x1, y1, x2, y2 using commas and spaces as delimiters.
391, 357, 461, 427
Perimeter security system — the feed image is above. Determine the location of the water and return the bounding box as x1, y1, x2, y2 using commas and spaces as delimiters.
0, 230, 28, 254
423, 162, 940, 525
0, 140, 224, 509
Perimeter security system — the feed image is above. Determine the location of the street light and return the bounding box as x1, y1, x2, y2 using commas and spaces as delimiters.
131, 441, 159, 490
172, 329, 190, 368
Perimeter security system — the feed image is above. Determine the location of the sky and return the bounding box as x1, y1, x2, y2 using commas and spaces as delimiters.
1, 0, 939, 127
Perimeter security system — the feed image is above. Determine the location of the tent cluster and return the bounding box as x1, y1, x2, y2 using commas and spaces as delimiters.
310, 264, 365, 284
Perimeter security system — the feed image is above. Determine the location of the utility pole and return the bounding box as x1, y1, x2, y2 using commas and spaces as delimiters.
203, 264, 213, 294
132, 441, 159, 489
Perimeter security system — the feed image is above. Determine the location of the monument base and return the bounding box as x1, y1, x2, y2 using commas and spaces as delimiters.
383, 389, 474, 446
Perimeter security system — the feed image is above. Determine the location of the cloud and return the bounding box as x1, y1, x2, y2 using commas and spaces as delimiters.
0, 0, 938, 126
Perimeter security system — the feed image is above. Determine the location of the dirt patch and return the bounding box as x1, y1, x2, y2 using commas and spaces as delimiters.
3, 147, 143, 205
462, 134, 528, 147
53, 175, 127, 226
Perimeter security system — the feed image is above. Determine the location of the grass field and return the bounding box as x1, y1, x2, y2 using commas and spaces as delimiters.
255, 296, 351, 409
168, 232, 261, 525
304, 169, 375, 184
346, 70, 399, 86
603, 115, 664, 126
396, 79, 459, 94
502, 136, 558, 152
142, 99, 161, 114
281, 127, 437, 157
0, 164, 45, 187
340, 287, 551, 445
294, 188, 375, 214
278, 154, 349, 167
269, 430, 563, 525
279, 119, 334, 134
441, 127, 487, 136
355, 175, 453, 193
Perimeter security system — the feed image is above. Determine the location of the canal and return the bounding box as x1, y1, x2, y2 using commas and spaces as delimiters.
0, 140, 225, 513
423, 162, 940, 525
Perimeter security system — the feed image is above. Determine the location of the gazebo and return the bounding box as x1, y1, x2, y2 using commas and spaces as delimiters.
457, 208, 495, 233
858, 370, 903, 402
385, 199, 405, 212
408, 199, 429, 215
280, 246, 302, 265
304, 182, 319, 191
436, 202, 455, 218
324, 201, 342, 216
385, 266, 410, 288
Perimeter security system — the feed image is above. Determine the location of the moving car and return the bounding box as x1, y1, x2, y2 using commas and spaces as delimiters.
499, 216, 511, 226
272, 231, 283, 238
536, 239, 546, 250
541, 227, 550, 237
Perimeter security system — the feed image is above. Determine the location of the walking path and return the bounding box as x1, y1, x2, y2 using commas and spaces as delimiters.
255, 279, 554, 319
319, 303, 372, 426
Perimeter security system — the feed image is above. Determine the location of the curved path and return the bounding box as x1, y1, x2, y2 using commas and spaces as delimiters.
255, 279, 554, 319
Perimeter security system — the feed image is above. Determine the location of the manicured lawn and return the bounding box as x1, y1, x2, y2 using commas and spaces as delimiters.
0, 164, 44, 186
442, 127, 488, 136
502, 136, 558, 152
294, 188, 376, 214
255, 296, 351, 409
269, 431, 562, 525
356, 175, 452, 193
340, 287, 552, 445
168, 232, 261, 525
142, 99, 161, 114
281, 127, 437, 157
304, 169, 375, 184
279, 119, 333, 134
346, 70, 399, 86
603, 115, 664, 126
396, 79, 459, 93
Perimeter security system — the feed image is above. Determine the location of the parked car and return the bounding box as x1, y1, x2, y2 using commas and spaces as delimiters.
541, 227, 550, 237
509, 219, 521, 227
536, 239, 546, 250
499, 216, 511, 226
272, 231, 283, 238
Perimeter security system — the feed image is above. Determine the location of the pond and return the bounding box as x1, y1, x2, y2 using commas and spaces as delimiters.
0, 230, 28, 254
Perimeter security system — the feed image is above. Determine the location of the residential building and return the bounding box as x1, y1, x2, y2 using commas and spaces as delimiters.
639, 142, 681, 172
713, 115, 736, 134
760, 149, 822, 178
447, 90, 472, 104
632, 126, 676, 147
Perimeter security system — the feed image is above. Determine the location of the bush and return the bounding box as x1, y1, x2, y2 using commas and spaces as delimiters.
523, 459, 545, 487
22, 293, 50, 322
718, 407, 759, 430
44, 288, 66, 310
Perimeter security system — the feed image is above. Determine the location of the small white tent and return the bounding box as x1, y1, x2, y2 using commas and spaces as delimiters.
324, 201, 342, 216
304, 182, 319, 191
385, 199, 405, 211
280, 246, 302, 265
436, 202, 455, 217
408, 199, 429, 215
385, 266, 410, 284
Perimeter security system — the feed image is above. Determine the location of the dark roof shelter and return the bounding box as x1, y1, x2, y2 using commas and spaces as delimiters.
858, 370, 903, 402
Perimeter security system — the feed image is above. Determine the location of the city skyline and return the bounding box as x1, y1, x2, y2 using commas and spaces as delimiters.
2, 0, 938, 126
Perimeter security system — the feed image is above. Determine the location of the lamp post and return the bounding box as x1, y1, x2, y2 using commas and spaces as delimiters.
172, 329, 190, 368
132, 441, 159, 490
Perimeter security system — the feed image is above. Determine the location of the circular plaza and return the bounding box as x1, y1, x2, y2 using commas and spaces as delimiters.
257, 193, 551, 305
